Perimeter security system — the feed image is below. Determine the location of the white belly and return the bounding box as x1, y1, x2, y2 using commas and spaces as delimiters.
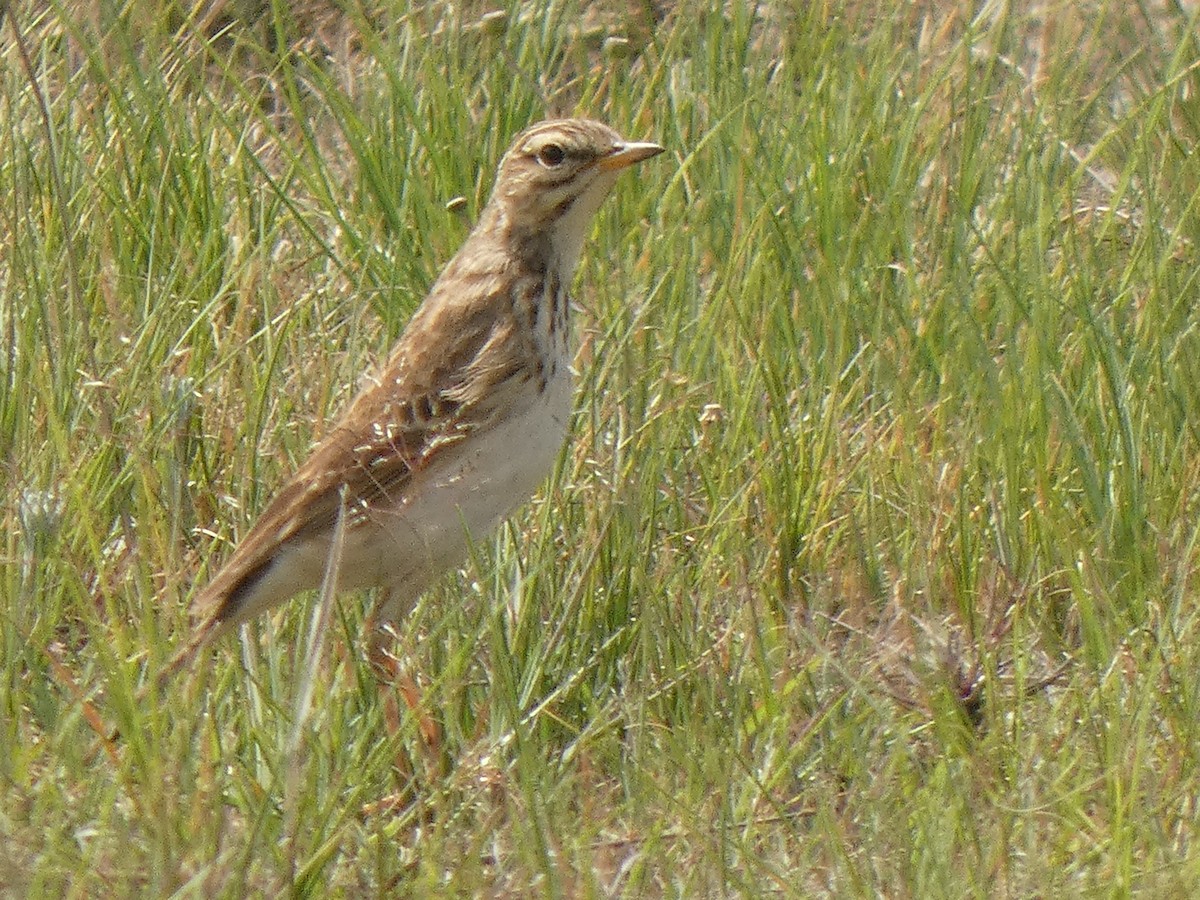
413, 368, 574, 543
305, 370, 575, 615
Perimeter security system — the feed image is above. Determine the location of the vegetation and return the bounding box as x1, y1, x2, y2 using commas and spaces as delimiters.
4, 0, 1200, 895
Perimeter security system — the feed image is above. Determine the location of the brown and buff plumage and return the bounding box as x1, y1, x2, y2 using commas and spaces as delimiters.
162, 119, 663, 686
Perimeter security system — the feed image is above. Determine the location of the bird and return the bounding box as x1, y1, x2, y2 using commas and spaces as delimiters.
161, 118, 664, 690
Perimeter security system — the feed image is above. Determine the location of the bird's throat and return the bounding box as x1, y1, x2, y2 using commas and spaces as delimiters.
547, 171, 622, 279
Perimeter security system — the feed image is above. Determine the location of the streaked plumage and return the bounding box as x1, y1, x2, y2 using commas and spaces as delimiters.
163, 119, 663, 683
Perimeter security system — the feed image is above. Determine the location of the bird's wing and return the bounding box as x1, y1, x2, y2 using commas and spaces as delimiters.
188, 378, 465, 612
160, 258, 541, 685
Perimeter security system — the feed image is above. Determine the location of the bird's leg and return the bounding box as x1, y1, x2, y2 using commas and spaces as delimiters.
367, 592, 443, 779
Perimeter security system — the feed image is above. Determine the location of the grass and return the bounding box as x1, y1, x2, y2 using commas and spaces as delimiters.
4, 0, 1200, 895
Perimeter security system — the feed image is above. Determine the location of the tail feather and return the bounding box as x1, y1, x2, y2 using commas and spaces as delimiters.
156, 539, 317, 690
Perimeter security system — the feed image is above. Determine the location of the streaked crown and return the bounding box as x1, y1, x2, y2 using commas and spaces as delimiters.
486, 118, 664, 275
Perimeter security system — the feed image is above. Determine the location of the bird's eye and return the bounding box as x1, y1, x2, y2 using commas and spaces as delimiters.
537, 144, 566, 167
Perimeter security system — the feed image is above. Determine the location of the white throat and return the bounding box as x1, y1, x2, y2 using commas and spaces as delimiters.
548, 171, 621, 278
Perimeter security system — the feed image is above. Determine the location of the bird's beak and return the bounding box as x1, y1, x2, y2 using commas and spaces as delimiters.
597, 141, 666, 172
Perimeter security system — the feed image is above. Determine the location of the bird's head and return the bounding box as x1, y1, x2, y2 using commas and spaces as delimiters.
490, 118, 664, 275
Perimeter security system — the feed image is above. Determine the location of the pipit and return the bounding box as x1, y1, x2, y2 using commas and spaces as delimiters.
163, 119, 663, 687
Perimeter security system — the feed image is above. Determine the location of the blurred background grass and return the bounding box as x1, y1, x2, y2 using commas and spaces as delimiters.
4, 0, 1200, 895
